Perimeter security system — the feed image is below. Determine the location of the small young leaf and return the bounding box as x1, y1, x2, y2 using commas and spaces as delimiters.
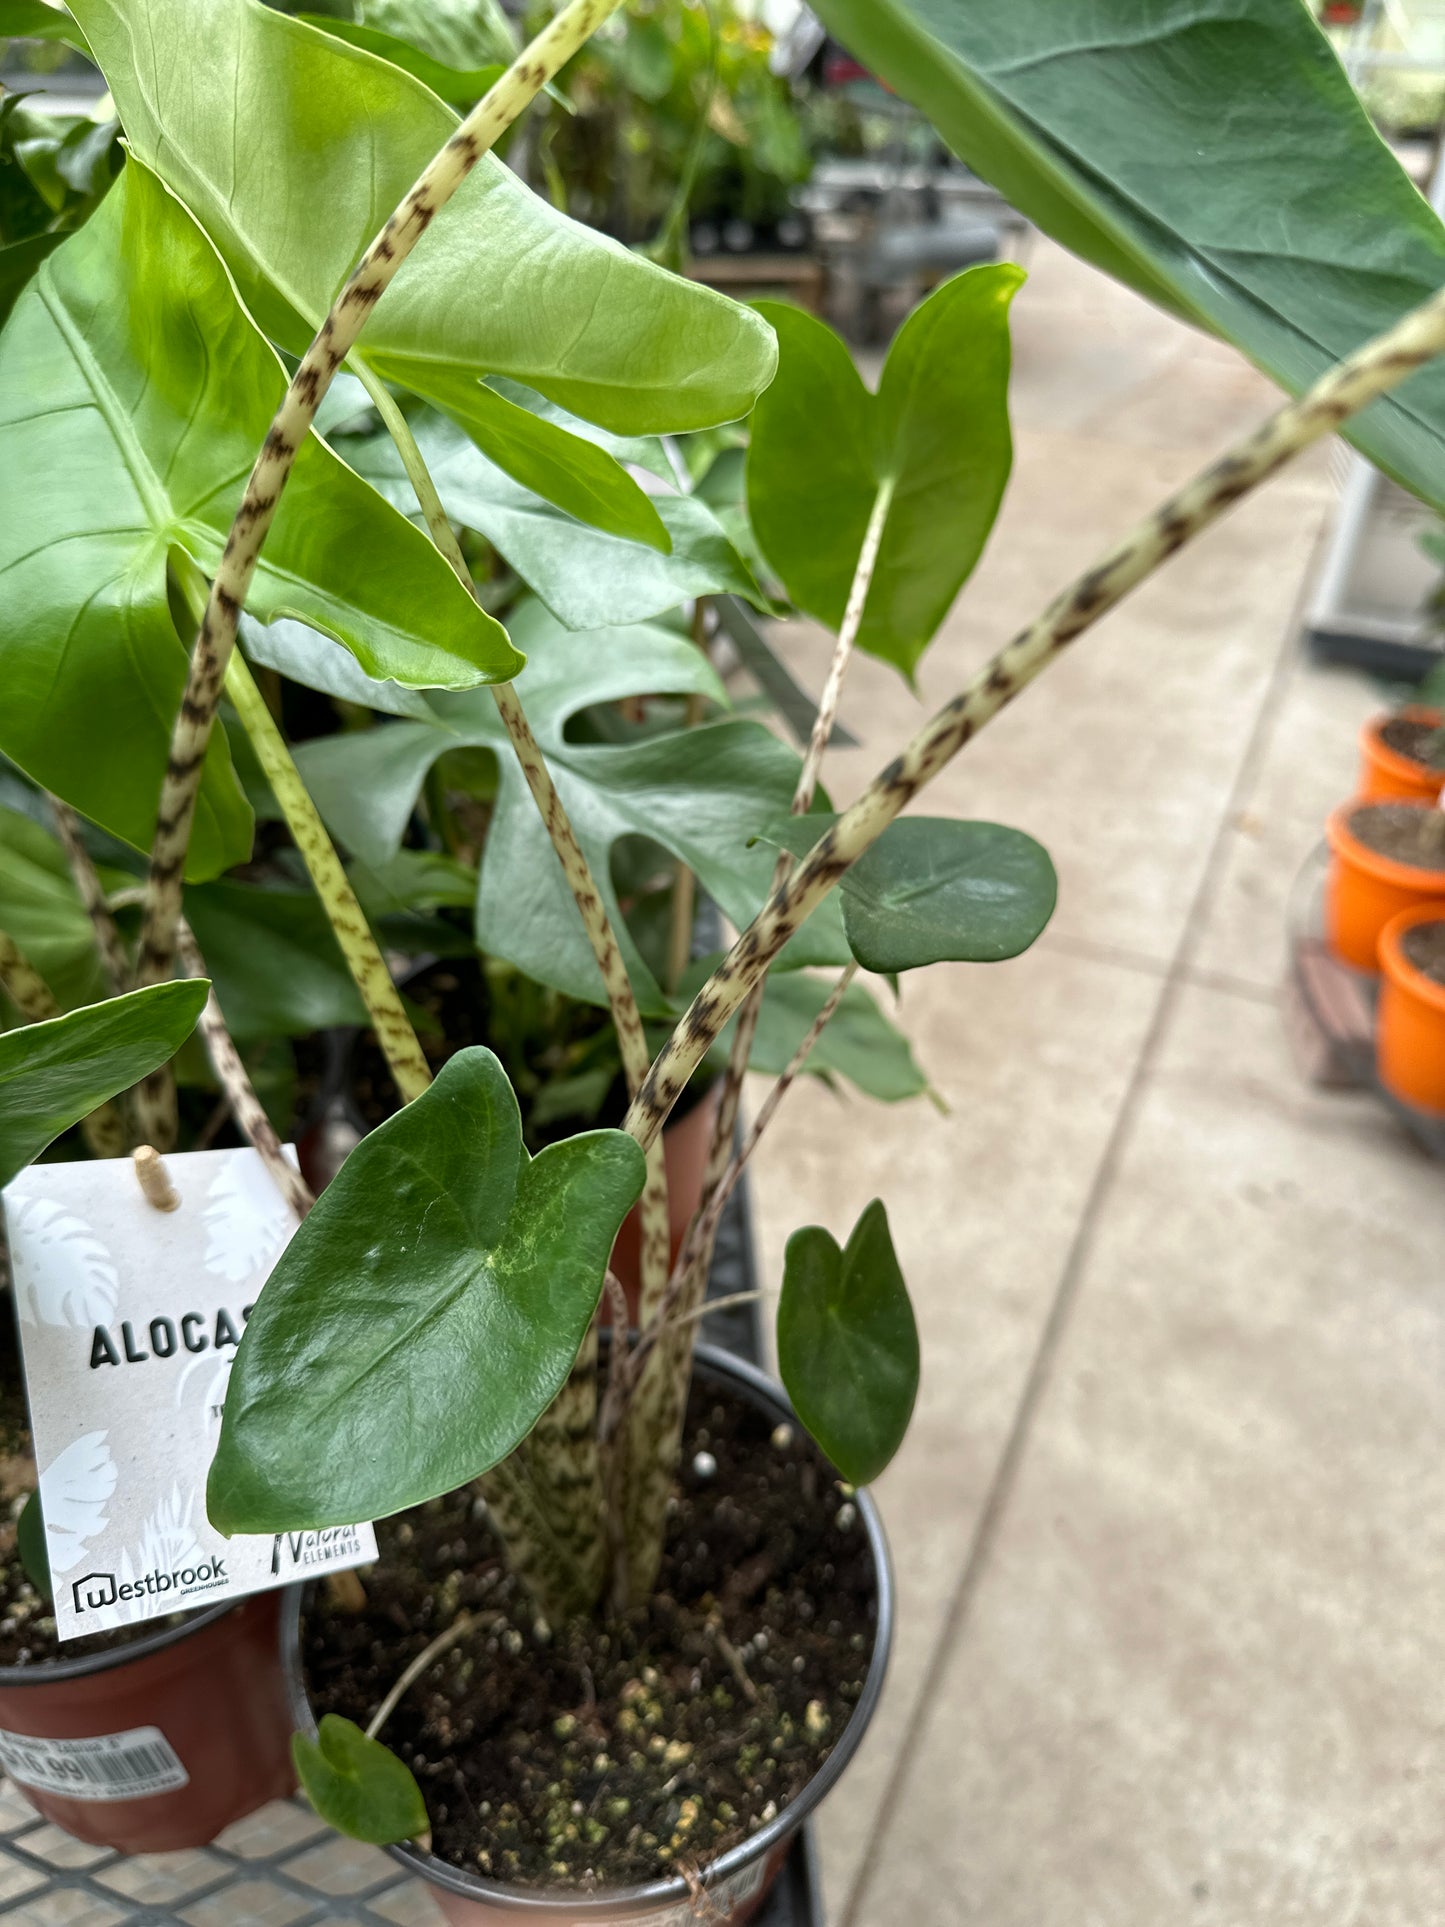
777, 1200, 919, 1486
16, 1492, 52, 1603
207, 1049, 646, 1534
0, 981, 210, 1188
760, 815, 1057, 973
292, 1717, 428, 1846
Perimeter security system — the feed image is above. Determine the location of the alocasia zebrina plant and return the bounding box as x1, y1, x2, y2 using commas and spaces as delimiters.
4, 0, 1445, 1867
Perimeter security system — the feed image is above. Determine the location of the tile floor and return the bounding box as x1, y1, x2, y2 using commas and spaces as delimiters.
744, 239, 1445, 1924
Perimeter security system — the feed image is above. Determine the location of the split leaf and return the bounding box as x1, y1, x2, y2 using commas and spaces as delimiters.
292, 1717, 428, 1847
777, 1199, 919, 1486
747, 269, 1020, 679
345, 413, 761, 631
0, 160, 518, 876
760, 816, 1057, 973
294, 604, 849, 1015
808, 0, 1445, 512
0, 980, 209, 1187
207, 1049, 646, 1533
70, 0, 778, 436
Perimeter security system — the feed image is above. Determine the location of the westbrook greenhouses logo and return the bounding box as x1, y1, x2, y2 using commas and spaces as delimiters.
72, 1558, 227, 1615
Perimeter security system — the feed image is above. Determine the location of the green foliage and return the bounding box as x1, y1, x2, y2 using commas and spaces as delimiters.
0, 806, 127, 1011
69, 0, 778, 435
777, 1199, 919, 1486
184, 883, 368, 1039
292, 603, 849, 1015
342, 411, 762, 632
809, 0, 1445, 513
208, 1049, 646, 1533
748, 269, 1020, 679
0, 161, 516, 876
0, 981, 209, 1186
292, 1717, 428, 1846
0, 80, 118, 323
760, 816, 1057, 973
15, 1491, 52, 1602
297, 16, 504, 104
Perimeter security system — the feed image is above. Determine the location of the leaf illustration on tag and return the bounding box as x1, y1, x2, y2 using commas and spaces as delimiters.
203, 1153, 296, 1285
114, 1486, 202, 1622
7, 1197, 118, 1327
39, 1431, 117, 1574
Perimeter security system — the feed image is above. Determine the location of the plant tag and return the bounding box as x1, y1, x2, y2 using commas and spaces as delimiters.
0, 1724, 188, 1800
3, 1146, 377, 1642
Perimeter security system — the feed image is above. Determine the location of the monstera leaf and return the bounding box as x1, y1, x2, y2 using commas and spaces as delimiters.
69, 0, 778, 441
809, 0, 1445, 511
208, 1049, 645, 1532
0, 981, 209, 1187
294, 603, 849, 1013
777, 1198, 919, 1486
343, 412, 762, 632
748, 269, 1019, 679
0, 161, 517, 877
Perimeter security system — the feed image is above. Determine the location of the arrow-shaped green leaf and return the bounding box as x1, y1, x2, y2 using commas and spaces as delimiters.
0, 159, 519, 877
777, 1199, 919, 1487
293, 1718, 428, 1846
207, 1048, 646, 1534
0, 980, 210, 1187
747, 267, 1020, 679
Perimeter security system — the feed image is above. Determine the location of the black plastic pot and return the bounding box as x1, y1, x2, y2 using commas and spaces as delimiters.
282, 1344, 892, 1925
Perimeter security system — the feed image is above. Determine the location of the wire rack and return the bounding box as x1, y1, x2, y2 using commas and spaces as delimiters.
0, 1186, 824, 1924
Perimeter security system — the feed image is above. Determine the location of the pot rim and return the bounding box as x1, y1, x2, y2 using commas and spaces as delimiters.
281, 1342, 894, 1917
0, 1598, 236, 1687
1362, 706, 1445, 786
1379, 902, 1445, 1011
1326, 801, 1445, 892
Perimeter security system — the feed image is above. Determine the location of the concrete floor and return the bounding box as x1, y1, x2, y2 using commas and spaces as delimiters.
746, 240, 1445, 1925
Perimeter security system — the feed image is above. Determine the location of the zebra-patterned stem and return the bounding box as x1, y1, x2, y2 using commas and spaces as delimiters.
135, 0, 625, 995
616, 483, 894, 1594
48, 797, 128, 995
477, 1423, 607, 1626
626, 282, 1445, 1153
175, 920, 315, 1222
0, 928, 126, 1160
222, 649, 433, 1104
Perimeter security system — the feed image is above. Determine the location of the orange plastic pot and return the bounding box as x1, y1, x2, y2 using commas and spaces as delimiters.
0, 1591, 296, 1851
607, 1081, 721, 1319
1323, 803, 1445, 972
1357, 708, 1445, 803
1376, 904, 1445, 1114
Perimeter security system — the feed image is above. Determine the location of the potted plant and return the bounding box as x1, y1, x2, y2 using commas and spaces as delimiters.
1377, 901, 1445, 1113
1357, 706, 1445, 804
5, 0, 1445, 1907
1325, 800, 1445, 970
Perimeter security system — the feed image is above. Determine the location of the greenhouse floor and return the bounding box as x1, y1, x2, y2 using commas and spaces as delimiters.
747, 238, 1445, 1924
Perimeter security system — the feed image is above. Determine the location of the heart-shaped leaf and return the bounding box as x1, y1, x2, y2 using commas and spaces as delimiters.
293, 603, 849, 1015
777, 1199, 919, 1487
207, 1049, 646, 1534
0, 159, 518, 877
747, 268, 1020, 679
809, 0, 1445, 513
70, 0, 777, 436
292, 1717, 427, 1846
761, 815, 1057, 973
0, 980, 210, 1187
344, 412, 762, 632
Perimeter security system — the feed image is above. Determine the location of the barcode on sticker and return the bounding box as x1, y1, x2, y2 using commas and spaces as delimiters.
0, 1724, 188, 1800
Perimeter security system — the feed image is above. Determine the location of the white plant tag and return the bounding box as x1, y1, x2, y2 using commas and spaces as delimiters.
3, 1147, 377, 1642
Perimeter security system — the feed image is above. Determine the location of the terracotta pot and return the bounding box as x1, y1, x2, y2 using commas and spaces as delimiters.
1376, 904, 1445, 1113
0, 1590, 295, 1851
607, 1082, 721, 1317
1324, 802, 1445, 972
1357, 708, 1445, 805
282, 1346, 893, 1926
